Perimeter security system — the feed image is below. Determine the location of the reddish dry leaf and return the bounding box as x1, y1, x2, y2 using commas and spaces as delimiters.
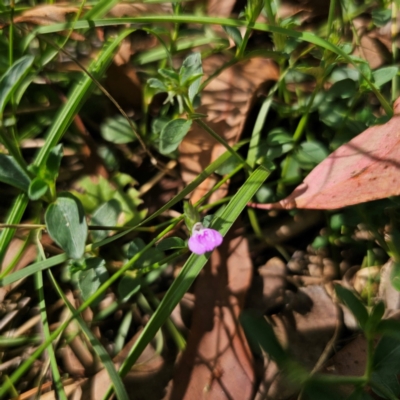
169, 225, 254, 400
251, 98, 400, 210
179, 55, 279, 203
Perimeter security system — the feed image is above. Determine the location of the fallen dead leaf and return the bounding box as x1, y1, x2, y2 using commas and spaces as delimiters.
13, 5, 85, 41
250, 98, 400, 210
169, 223, 255, 400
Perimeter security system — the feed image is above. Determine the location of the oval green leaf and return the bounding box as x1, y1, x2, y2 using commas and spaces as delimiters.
159, 118, 192, 154
45, 193, 88, 259
75, 257, 109, 306
28, 177, 48, 200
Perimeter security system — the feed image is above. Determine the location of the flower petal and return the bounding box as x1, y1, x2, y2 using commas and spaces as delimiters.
188, 235, 208, 254
188, 228, 223, 255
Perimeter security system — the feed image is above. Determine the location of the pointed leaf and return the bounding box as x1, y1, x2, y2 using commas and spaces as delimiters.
335, 285, 368, 329
0, 154, 31, 191
0, 55, 34, 115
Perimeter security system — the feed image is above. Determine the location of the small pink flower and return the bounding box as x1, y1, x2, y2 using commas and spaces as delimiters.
188, 222, 223, 255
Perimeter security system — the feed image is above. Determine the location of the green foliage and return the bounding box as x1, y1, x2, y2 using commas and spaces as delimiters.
335, 285, 368, 330
0, 155, 30, 191
0, 55, 34, 115
156, 237, 186, 251
100, 115, 137, 144
45, 193, 88, 259
159, 118, 192, 154
73, 257, 109, 306
90, 199, 121, 242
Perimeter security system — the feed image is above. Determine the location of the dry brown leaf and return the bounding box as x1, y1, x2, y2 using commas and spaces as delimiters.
353, 17, 391, 69
169, 224, 255, 400
14, 5, 85, 41
179, 55, 279, 203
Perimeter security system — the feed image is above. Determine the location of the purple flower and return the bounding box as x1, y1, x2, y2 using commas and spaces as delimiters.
188, 222, 223, 255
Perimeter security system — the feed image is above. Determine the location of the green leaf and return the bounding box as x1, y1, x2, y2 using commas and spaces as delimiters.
75, 257, 109, 306
0, 154, 31, 191
372, 9, 392, 27
118, 275, 141, 302
294, 141, 329, 167
148, 78, 168, 93
180, 52, 203, 102
158, 68, 179, 82
390, 261, 400, 291
156, 237, 186, 251
326, 78, 357, 100
28, 177, 49, 200
46, 144, 63, 180
180, 52, 202, 85
376, 319, 400, 341
100, 115, 137, 144
373, 67, 399, 88
0, 55, 34, 115
365, 301, 385, 333
335, 285, 368, 329
215, 155, 242, 175
372, 336, 400, 398
91, 199, 121, 242
240, 311, 287, 365
183, 200, 200, 232
159, 118, 192, 154
127, 238, 165, 268
45, 193, 88, 259
266, 129, 293, 146
223, 25, 243, 46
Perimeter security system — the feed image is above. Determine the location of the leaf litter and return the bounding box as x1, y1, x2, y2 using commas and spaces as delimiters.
3, 1, 400, 399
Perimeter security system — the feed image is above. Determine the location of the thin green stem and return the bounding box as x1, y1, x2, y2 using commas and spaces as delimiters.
326, 0, 336, 38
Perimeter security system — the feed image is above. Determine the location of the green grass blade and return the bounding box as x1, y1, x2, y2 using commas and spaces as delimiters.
84, 0, 120, 20
247, 95, 273, 168
35, 269, 67, 400
0, 253, 68, 284
0, 194, 29, 263
48, 270, 130, 400
103, 166, 271, 399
